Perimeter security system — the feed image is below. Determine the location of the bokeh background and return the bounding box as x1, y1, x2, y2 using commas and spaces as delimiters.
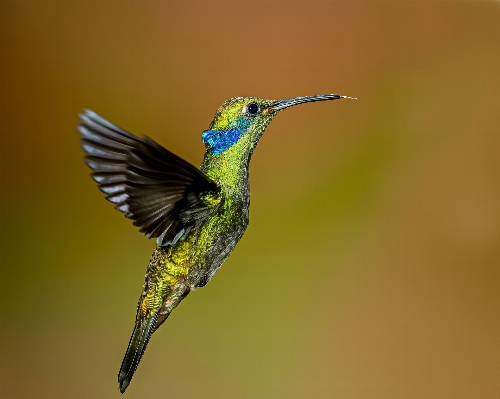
1, 1, 499, 398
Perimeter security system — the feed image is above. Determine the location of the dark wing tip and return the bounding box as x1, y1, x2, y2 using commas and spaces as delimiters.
79, 109, 100, 125
80, 109, 137, 138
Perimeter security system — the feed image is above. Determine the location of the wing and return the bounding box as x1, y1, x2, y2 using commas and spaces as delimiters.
78, 109, 222, 246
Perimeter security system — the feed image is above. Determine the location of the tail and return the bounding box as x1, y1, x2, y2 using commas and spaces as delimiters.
118, 312, 159, 393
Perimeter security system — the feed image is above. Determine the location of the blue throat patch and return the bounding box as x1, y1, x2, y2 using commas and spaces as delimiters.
201, 128, 241, 155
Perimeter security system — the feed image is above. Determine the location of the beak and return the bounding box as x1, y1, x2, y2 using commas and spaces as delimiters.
269, 94, 356, 112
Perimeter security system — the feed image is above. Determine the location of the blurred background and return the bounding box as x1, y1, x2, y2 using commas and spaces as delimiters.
1, 1, 499, 398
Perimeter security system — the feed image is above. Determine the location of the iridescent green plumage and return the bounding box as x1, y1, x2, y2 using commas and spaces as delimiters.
78, 94, 354, 393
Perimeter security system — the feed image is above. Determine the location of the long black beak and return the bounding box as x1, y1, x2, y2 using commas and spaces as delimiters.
270, 94, 356, 111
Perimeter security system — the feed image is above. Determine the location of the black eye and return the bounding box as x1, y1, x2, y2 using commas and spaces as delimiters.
246, 103, 259, 115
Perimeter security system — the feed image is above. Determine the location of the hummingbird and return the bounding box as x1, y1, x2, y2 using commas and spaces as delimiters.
78, 94, 354, 393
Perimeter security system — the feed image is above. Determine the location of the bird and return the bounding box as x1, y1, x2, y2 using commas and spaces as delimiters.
78, 94, 355, 393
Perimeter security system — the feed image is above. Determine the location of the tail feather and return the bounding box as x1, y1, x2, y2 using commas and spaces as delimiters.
118, 312, 159, 393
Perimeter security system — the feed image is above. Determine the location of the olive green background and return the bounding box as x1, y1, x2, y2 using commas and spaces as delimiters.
1, 1, 499, 398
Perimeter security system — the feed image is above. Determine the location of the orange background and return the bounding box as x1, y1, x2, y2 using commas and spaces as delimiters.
1, 1, 499, 398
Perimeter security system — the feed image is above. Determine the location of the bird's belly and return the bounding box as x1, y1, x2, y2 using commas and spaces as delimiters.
143, 207, 248, 305
140, 241, 193, 317
190, 209, 249, 287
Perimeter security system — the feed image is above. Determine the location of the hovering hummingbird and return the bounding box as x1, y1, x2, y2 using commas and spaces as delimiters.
78, 94, 355, 393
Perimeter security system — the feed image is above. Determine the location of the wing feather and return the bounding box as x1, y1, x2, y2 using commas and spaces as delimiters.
78, 110, 221, 246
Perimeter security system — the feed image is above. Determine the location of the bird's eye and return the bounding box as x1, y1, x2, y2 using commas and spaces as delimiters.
246, 103, 259, 115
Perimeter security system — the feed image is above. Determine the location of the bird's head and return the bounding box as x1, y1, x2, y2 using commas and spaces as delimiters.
202, 94, 355, 158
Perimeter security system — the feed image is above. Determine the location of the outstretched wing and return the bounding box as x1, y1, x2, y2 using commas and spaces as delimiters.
78, 109, 222, 246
